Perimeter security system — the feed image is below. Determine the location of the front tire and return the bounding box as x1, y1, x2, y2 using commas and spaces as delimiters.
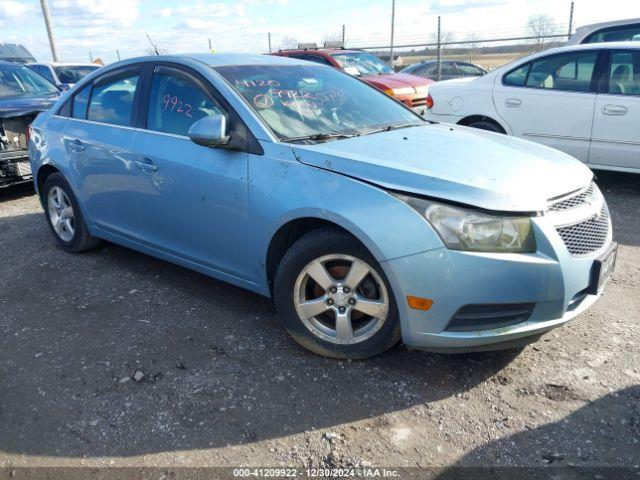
43, 172, 100, 253
274, 227, 400, 359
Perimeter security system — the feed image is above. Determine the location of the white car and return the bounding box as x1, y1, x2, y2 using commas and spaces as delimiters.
424, 42, 640, 173
567, 18, 640, 45
26, 62, 101, 90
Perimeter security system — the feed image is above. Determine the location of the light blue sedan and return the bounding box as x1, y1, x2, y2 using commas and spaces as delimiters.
28, 54, 616, 358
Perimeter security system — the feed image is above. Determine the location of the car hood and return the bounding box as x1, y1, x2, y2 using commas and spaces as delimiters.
291, 124, 593, 212
0, 94, 59, 119
362, 72, 434, 90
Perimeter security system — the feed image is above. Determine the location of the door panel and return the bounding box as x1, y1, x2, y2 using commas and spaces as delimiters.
63, 68, 141, 236
590, 49, 640, 169
130, 65, 251, 278
64, 121, 137, 235
494, 51, 600, 162
130, 131, 250, 278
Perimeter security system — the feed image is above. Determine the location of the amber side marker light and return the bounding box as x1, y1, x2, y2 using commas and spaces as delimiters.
407, 296, 434, 311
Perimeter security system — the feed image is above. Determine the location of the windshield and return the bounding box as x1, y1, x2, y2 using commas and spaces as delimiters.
54, 65, 100, 84
216, 64, 423, 142
331, 52, 394, 76
0, 64, 59, 98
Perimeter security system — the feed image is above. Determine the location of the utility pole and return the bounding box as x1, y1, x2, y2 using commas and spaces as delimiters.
342, 24, 346, 47
39, 0, 59, 61
116, 49, 121, 61
437, 16, 442, 82
208, 38, 212, 51
389, 0, 395, 69
568, 1, 575, 39
268, 32, 272, 53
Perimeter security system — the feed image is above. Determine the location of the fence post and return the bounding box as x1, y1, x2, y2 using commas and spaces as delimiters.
342, 24, 346, 47
437, 16, 442, 82
568, 1, 575, 39
268, 32, 272, 53
389, 0, 395, 69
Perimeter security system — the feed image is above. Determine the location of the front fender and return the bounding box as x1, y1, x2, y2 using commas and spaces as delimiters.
249, 143, 445, 288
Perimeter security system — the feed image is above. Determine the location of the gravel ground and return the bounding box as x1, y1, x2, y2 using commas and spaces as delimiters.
0, 172, 638, 472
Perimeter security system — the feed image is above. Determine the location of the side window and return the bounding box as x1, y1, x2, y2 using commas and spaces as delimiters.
146, 67, 224, 136
503, 63, 530, 86
584, 24, 640, 44
39, 66, 56, 84
306, 55, 333, 66
440, 62, 458, 76
87, 71, 139, 126
457, 63, 484, 76
72, 84, 91, 119
608, 50, 640, 96
525, 51, 598, 92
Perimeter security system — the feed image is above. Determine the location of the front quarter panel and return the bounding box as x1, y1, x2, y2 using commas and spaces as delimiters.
249, 142, 445, 283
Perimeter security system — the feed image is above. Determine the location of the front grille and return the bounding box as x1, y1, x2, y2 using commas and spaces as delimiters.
445, 303, 535, 332
556, 204, 610, 256
548, 182, 596, 211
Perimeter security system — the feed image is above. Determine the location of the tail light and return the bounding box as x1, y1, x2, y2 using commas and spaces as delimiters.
426, 94, 434, 109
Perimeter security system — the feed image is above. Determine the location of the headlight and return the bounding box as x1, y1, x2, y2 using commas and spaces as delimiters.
395, 194, 536, 253
383, 87, 415, 96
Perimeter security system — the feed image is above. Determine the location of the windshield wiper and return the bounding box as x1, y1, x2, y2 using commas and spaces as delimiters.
359, 122, 424, 136
283, 132, 358, 144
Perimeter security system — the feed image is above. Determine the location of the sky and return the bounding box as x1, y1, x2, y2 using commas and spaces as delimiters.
0, 0, 639, 64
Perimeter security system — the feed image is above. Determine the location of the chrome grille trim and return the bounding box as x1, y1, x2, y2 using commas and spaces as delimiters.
548, 182, 596, 211
556, 204, 611, 256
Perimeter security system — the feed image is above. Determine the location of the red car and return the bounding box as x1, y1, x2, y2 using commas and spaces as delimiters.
272, 47, 434, 115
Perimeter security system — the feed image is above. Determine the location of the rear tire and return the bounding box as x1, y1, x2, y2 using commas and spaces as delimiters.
43, 172, 100, 253
274, 227, 401, 359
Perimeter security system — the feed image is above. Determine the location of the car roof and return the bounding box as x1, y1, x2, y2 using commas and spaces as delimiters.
550, 41, 640, 52
179, 52, 316, 67
277, 49, 359, 55
36, 62, 100, 66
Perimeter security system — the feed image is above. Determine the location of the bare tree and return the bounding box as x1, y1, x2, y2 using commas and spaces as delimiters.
280, 36, 298, 50
463, 33, 481, 63
527, 14, 558, 51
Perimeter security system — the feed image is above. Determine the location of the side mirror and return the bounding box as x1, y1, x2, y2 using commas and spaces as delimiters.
188, 114, 230, 147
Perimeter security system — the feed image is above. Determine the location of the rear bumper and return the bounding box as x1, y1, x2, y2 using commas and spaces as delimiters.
380, 216, 612, 352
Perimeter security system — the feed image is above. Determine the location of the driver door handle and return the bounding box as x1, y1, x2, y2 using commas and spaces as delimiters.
601, 104, 628, 116
134, 158, 158, 172
505, 98, 522, 107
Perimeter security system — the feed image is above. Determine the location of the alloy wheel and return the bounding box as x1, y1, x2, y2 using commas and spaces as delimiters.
293, 254, 389, 345
47, 186, 75, 242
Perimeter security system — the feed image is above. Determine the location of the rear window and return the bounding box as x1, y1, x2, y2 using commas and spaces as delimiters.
583, 23, 640, 44
87, 71, 139, 126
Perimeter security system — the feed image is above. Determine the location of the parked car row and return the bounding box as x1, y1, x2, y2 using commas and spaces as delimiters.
28, 51, 616, 359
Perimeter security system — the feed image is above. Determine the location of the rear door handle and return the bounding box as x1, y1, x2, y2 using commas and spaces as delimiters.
505, 98, 522, 107
602, 104, 628, 116
67, 138, 85, 152
134, 158, 157, 172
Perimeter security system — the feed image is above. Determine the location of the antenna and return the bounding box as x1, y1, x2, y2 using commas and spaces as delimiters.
146, 33, 159, 55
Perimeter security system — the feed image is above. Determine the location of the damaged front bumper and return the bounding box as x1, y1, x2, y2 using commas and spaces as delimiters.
1, 113, 37, 188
